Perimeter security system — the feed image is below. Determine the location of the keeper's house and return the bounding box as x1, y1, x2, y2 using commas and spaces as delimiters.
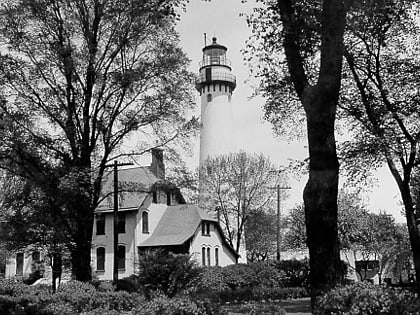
5, 149, 238, 280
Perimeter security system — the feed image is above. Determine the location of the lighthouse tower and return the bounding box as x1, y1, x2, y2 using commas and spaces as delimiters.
196, 37, 246, 263
196, 37, 237, 165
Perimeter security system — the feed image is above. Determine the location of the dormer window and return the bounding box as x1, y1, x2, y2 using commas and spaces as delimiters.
202, 222, 211, 236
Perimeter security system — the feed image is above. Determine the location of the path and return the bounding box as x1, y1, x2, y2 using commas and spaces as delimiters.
282, 298, 312, 314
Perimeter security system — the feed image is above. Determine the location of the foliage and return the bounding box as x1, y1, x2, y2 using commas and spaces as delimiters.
245, 209, 277, 262
245, 0, 349, 298
193, 260, 310, 304
219, 286, 308, 303
221, 263, 259, 290
274, 259, 310, 289
0, 279, 144, 314
248, 261, 284, 288
0, 0, 196, 280
135, 293, 205, 315
194, 266, 228, 294
284, 190, 412, 282
200, 151, 281, 253
137, 250, 201, 298
314, 282, 420, 315
221, 301, 287, 315
338, 0, 420, 291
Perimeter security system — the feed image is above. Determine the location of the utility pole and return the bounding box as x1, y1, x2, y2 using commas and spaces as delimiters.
105, 160, 133, 283
275, 184, 291, 261
270, 169, 291, 261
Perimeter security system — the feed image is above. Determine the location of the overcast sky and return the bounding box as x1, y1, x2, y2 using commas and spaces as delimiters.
174, 0, 405, 222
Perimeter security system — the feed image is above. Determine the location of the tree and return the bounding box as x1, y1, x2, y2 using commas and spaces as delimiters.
245, 209, 277, 262
337, 0, 420, 292
0, 172, 69, 291
284, 191, 412, 284
200, 152, 280, 254
0, 0, 196, 281
245, 0, 348, 299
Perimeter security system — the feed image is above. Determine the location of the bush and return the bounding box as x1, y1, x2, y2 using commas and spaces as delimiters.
221, 264, 258, 290
57, 280, 96, 294
116, 275, 141, 293
251, 286, 309, 301
275, 259, 310, 288
137, 250, 201, 298
248, 261, 284, 288
0, 278, 29, 296
93, 281, 115, 293
194, 266, 228, 294
315, 282, 420, 315
135, 293, 205, 315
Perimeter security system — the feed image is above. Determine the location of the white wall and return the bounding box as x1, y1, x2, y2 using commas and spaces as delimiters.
92, 192, 182, 281
91, 210, 137, 280
190, 222, 236, 267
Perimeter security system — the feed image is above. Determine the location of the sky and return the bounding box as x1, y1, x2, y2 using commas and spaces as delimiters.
174, 0, 405, 222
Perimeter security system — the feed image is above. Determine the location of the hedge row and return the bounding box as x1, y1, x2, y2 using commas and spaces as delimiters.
315, 282, 420, 315
0, 279, 208, 315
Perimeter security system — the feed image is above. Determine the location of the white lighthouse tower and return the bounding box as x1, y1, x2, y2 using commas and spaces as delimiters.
196, 37, 246, 263
196, 37, 237, 165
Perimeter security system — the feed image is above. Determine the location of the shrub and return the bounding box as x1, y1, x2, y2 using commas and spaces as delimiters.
0, 278, 28, 296
221, 264, 258, 290
251, 286, 309, 301
194, 266, 228, 294
135, 293, 205, 315
248, 261, 284, 288
57, 280, 96, 294
116, 275, 141, 293
94, 281, 115, 293
275, 259, 310, 288
315, 282, 420, 315
137, 250, 201, 298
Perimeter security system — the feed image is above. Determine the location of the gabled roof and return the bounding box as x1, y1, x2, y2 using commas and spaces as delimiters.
96, 167, 159, 212
139, 204, 216, 247
139, 204, 239, 258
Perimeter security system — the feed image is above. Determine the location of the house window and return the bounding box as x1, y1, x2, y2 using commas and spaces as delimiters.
202, 222, 210, 236
152, 191, 157, 203
202, 247, 206, 266
16, 253, 24, 275
207, 93, 212, 102
118, 213, 125, 234
117, 245, 126, 270
142, 211, 149, 233
96, 214, 105, 235
96, 247, 105, 271
166, 192, 171, 206
207, 247, 211, 266
215, 248, 219, 266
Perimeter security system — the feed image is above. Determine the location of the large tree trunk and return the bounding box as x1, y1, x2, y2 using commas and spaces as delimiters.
303, 92, 341, 302
71, 237, 93, 281
401, 186, 420, 294
276, 0, 347, 306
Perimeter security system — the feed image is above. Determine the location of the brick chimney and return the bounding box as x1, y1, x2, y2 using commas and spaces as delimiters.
150, 148, 165, 179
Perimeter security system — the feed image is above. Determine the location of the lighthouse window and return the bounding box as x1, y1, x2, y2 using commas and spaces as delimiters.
219, 84, 222, 91
225, 85, 227, 92
213, 84, 216, 91
207, 94, 212, 102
